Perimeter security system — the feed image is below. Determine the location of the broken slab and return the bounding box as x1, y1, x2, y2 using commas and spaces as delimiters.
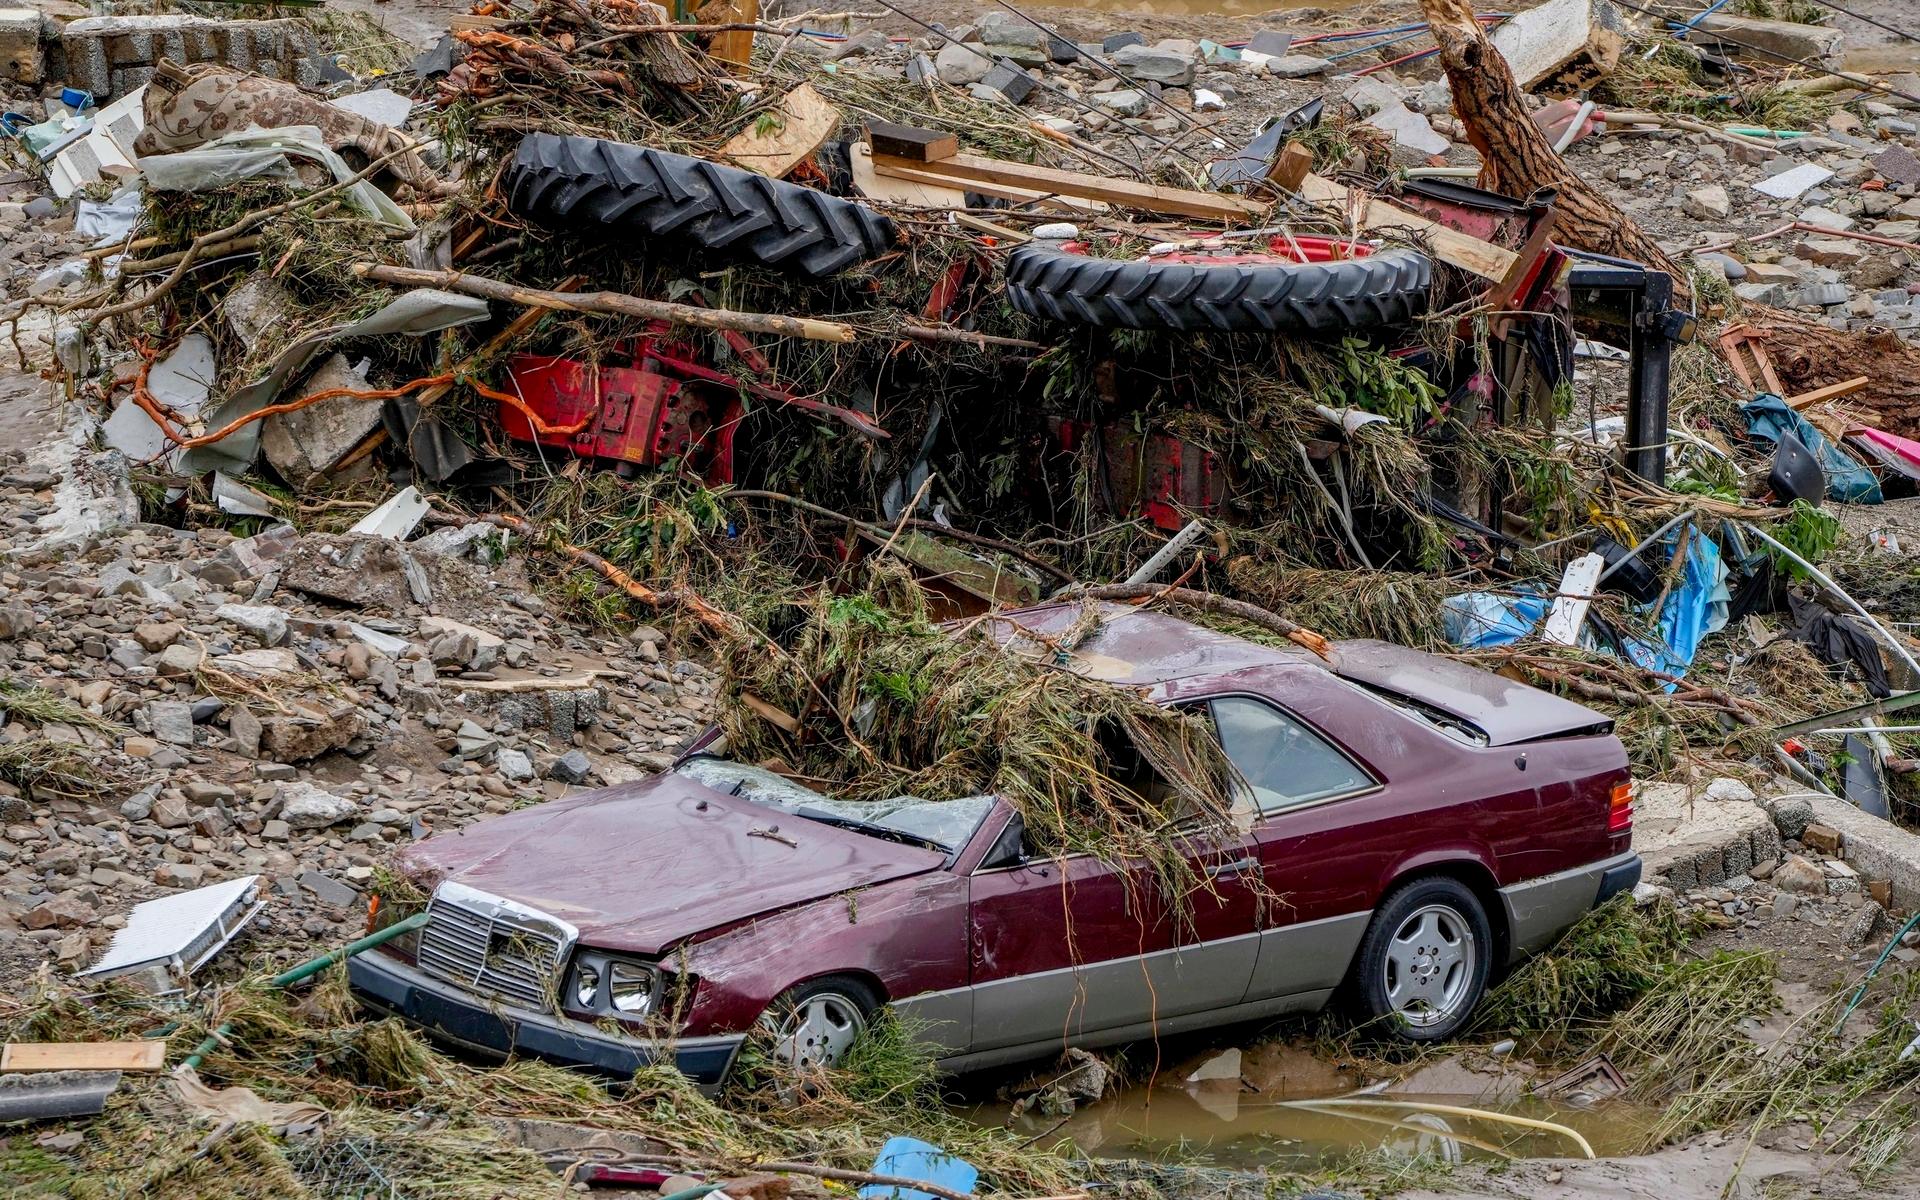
1489, 0, 1625, 96
1683, 13, 1846, 71
260, 353, 379, 488
1752, 162, 1833, 200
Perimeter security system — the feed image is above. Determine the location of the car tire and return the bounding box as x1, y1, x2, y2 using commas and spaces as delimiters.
504, 134, 898, 279
1351, 876, 1492, 1042
1003, 242, 1431, 334
760, 975, 879, 1079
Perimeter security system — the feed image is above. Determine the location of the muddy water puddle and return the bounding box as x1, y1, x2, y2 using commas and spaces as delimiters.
970, 1041, 1657, 1172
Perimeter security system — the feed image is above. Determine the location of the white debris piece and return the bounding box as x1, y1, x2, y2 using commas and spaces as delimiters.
1544, 552, 1607, 646
349, 485, 431, 540
1753, 162, 1833, 199
79, 876, 264, 995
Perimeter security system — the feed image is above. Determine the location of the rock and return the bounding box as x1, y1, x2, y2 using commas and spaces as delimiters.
1193, 88, 1226, 112
973, 58, 1036, 104
1773, 891, 1799, 918
228, 705, 262, 757
1788, 282, 1849, 308
259, 704, 365, 761
1772, 854, 1827, 894
825, 28, 889, 60
151, 643, 204, 677
147, 701, 196, 746
1799, 237, 1864, 267
549, 749, 593, 784
1365, 104, 1451, 158
21, 896, 94, 930
1094, 88, 1149, 116
1264, 54, 1331, 79
495, 748, 535, 781
262, 819, 290, 840
120, 788, 157, 821
0, 600, 35, 639
152, 793, 193, 828
214, 603, 289, 646
1109, 42, 1193, 87
155, 862, 206, 888
279, 781, 358, 830
1101, 31, 1145, 53
974, 11, 1044, 50
1798, 206, 1854, 232
934, 41, 991, 85
1695, 252, 1746, 280
1704, 777, 1757, 803
298, 869, 360, 908
1684, 185, 1731, 220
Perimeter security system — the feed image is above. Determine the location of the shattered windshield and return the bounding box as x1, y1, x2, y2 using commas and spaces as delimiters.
675, 756, 994, 853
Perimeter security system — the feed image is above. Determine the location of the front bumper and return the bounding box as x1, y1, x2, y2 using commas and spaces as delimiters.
349, 950, 744, 1092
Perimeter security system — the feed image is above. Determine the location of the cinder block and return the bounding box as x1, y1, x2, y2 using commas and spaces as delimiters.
1692, 846, 1727, 888
59, 14, 319, 97
0, 8, 43, 85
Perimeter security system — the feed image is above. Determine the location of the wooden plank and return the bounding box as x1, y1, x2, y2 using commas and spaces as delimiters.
720, 82, 839, 179
446, 13, 509, 31
874, 151, 1268, 222
866, 121, 957, 163
2, 1041, 167, 1072
1297, 173, 1518, 281
705, 0, 758, 71
1543, 552, 1606, 646
861, 146, 1108, 213
1787, 376, 1869, 410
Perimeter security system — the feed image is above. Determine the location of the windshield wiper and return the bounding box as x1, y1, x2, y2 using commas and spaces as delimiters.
794, 807, 945, 853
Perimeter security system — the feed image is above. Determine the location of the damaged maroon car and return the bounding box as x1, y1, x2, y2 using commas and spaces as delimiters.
351, 604, 1639, 1090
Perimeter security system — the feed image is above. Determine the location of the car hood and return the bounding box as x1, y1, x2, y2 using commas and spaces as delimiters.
398, 773, 945, 954
1332, 639, 1613, 746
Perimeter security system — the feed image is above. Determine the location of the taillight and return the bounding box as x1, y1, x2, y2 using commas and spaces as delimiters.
1608, 782, 1634, 834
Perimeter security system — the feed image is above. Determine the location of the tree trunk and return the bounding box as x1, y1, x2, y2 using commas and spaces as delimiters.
1744, 311, 1920, 437
1417, 0, 1691, 303
1419, 0, 1920, 439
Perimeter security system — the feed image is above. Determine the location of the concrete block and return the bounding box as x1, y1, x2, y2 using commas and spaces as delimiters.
1686, 13, 1846, 71
1489, 0, 1626, 96
0, 7, 43, 85
260, 354, 380, 488
56, 15, 318, 97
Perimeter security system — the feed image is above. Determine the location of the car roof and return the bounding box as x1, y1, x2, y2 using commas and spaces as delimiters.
986, 601, 1309, 686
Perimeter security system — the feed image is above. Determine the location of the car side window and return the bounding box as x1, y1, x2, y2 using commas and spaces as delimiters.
1209, 696, 1374, 814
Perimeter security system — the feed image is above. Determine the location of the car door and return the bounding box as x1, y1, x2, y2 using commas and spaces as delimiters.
1200, 694, 1388, 1006
966, 812, 1262, 1052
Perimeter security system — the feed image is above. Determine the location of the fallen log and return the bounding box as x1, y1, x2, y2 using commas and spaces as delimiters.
1416, 0, 1690, 301
350, 264, 856, 343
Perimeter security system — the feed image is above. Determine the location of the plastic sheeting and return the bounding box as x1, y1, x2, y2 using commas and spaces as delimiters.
1847, 426, 1920, 486
1442, 588, 1550, 648
137, 125, 415, 232
1742, 393, 1882, 504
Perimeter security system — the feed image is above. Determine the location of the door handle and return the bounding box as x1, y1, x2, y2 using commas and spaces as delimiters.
1206, 856, 1256, 880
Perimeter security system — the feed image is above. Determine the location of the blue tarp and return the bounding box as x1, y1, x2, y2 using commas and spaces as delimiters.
1742, 393, 1882, 504
1444, 527, 1730, 686
861, 1137, 977, 1200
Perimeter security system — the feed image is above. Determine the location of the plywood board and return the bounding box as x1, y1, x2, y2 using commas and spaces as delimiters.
2, 1042, 167, 1072
721, 82, 839, 179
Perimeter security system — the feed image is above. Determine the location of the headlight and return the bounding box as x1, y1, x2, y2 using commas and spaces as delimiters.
609, 962, 655, 1014
575, 961, 601, 1008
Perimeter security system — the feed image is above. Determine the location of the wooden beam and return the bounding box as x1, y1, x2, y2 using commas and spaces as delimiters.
705, 0, 759, 70
864, 148, 1108, 213
2, 1042, 167, 1072
1297, 173, 1518, 280
1268, 143, 1313, 192
866, 121, 957, 163
1787, 376, 1869, 410
873, 151, 1268, 222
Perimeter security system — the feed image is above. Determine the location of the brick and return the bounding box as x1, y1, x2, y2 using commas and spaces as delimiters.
1802, 822, 1844, 855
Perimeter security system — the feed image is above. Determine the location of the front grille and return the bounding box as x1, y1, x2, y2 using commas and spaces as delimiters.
416, 888, 569, 1011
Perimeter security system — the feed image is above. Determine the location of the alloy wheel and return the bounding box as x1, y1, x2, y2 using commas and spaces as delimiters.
769, 991, 866, 1075
1383, 903, 1477, 1029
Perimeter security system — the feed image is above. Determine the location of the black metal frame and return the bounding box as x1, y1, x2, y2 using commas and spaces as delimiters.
1564, 251, 1697, 487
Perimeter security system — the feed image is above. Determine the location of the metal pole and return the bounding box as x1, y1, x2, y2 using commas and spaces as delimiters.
1744, 522, 1920, 681
1123, 518, 1209, 585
